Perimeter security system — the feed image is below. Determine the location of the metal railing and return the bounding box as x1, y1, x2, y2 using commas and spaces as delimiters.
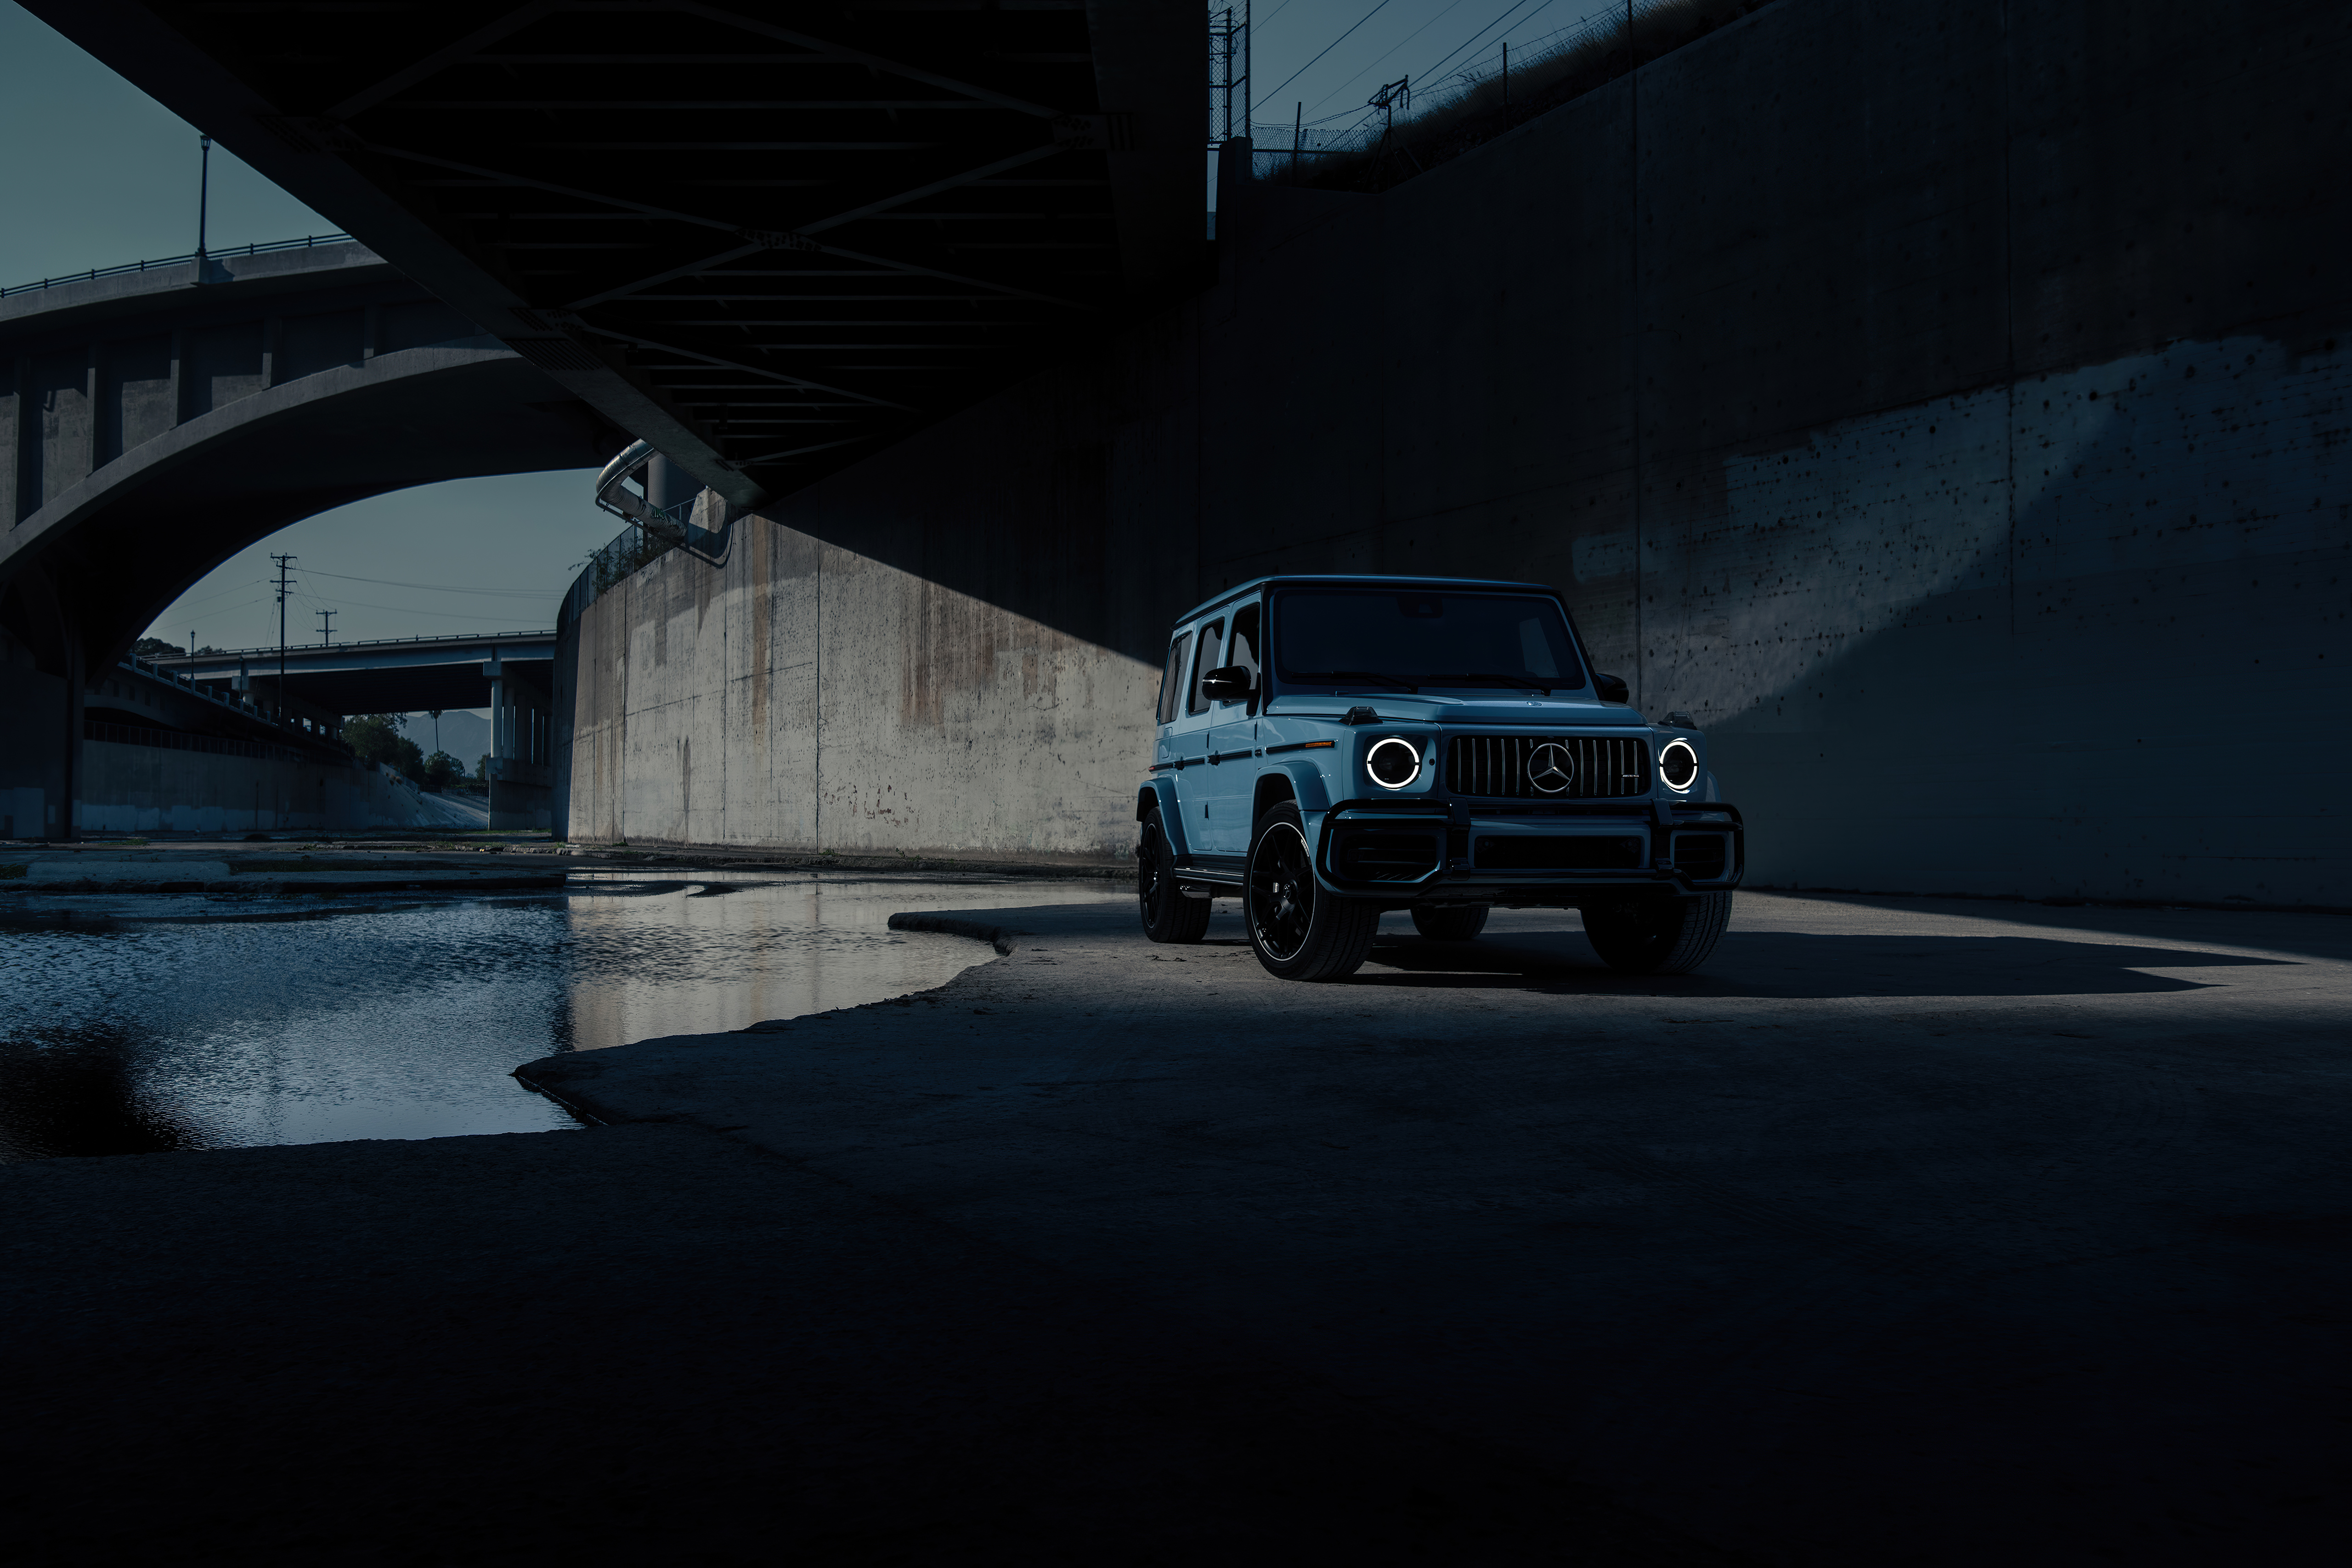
564, 497, 715, 622
150, 629, 554, 663
113, 654, 354, 755
85, 720, 351, 768
2, 233, 359, 299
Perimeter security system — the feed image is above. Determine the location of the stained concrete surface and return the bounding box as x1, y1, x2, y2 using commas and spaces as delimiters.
6, 890, 2346, 1563
0, 1129, 1719, 1566
520, 892, 2352, 1564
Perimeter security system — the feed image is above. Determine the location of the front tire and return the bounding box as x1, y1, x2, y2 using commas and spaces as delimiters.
1583, 891, 1732, 974
1244, 803, 1378, 981
1410, 903, 1490, 941
1137, 804, 1210, 944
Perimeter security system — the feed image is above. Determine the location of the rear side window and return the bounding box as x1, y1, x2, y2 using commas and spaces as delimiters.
1227, 602, 1262, 693
1155, 635, 1188, 724
1185, 619, 1225, 715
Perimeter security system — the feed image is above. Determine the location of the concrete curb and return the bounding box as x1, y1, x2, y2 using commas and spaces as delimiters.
575, 846, 1136, 883
885, 911, 1022, 955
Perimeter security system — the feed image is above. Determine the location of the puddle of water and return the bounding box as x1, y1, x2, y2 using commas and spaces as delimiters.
0, 874, 1128, 1163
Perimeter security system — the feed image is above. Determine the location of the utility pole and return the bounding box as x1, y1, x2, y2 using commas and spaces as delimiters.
429, 708, 443, 757
271, 553, 295, 721
316, 608, 337, 645
195, 134, 212, 280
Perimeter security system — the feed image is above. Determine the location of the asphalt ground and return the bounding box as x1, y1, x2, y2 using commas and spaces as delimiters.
6, 890, 2346, 1564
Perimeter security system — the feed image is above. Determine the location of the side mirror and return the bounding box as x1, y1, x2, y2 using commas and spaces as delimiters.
1594, 672, 1629, 703
1199, 665, 1255, 702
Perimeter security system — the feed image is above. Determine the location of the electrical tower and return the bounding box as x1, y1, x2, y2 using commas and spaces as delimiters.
1207, 3, 1250, 146
316, 608, 337, 646
1368, 78, 1415, 183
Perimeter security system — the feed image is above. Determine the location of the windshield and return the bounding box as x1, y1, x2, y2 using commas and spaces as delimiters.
1272, 589, 1587, 694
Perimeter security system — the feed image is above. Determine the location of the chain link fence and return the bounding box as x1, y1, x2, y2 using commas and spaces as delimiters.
1246, 0, 1770, 190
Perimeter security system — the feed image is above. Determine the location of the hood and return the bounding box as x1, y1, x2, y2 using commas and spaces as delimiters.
1264, 693, 1650, 727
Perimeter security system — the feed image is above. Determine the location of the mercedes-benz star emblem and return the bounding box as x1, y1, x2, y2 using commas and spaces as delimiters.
1528, 742, 1575, 794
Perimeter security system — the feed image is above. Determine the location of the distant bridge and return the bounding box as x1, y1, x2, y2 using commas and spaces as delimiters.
154, 631, 559, 829
157, 630, 555, 715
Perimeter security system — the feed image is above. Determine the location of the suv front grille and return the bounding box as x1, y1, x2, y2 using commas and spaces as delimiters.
1444, 735, 1652, 799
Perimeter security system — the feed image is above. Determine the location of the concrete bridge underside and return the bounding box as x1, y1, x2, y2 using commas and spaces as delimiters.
31, 0, 1205, 509
36, 0, 2351, 903
557, 0, 2350, 909
0, 243, 611, 837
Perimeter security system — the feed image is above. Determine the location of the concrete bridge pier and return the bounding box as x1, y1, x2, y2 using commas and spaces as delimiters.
0, 563, 83, 840
485, 660, 554, 832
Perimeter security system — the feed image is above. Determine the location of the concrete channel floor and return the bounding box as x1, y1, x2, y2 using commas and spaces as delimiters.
5, 889, 2347, 1564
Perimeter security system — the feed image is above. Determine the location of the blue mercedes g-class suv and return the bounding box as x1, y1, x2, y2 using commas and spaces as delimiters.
1136, 576, 1743, 981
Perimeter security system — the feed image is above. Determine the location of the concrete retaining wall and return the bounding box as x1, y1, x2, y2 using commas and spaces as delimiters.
76, 744, 447, 835
558, 506, 1157, 858
560, 0, 2349, 906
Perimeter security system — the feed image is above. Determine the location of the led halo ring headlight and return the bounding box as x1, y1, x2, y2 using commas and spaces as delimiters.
1365, 736, 1423, 790
1658, 737, 1700, 792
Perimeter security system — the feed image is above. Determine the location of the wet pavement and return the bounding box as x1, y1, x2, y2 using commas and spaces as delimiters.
0, 870, 1127, 1162
4, 888, 2346, 1564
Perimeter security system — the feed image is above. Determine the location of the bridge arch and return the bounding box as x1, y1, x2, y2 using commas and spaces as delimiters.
0, 240, 623, 836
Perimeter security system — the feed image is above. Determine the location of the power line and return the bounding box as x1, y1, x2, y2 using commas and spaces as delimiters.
1261, 0, 1404, 107
274, 593, 560, 621
168, 576, 271, 610
1302, 0, 1475, 117
300, 567, 564, 597
1411, 0, 1560, 90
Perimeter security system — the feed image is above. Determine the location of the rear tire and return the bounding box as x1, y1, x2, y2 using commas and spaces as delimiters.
1583, 891, 1732, 974
1137, 804, 1210, 945
1244, 803, 1377, 981
1410, 903, 1490, 942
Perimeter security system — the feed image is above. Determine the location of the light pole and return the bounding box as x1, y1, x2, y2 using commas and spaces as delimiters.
196, 134, 212, 279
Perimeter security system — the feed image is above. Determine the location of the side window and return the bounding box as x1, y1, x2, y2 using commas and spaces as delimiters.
1185, 619, 1224, 716
1225, 602, 1262, 703
1155, 634, 1188, 724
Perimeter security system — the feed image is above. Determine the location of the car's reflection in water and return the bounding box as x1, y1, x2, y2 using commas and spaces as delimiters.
0, 873, 1125, 1163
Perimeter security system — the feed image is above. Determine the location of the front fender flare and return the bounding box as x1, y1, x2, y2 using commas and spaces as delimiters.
1137, 777, 1193, 860
1259, 760, 1333, 815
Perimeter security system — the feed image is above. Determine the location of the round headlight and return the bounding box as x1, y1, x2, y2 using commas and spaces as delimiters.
1658, 738, 1699, 791
1366, 736, 1422, 789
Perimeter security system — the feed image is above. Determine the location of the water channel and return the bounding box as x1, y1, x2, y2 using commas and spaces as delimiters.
0, 873, 1128, 1164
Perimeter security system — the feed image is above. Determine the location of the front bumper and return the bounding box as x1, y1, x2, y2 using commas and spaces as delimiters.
1315, 798, 1744, 902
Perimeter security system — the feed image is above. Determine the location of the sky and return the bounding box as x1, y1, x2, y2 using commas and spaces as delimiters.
0, 3, 611, 667
3, 0, 1616, 657
1240, 0, 1619, 136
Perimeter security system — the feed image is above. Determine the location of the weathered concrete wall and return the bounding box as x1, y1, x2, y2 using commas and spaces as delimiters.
560, 495, 1159, 859
75, 745, 443, 835
562, 0, 2350, 905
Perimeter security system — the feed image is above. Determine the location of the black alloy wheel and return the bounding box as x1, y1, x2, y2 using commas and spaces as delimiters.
1582, 891, 1733, 974
1244, 802, 1379, 981
1137, 804, 1210, 944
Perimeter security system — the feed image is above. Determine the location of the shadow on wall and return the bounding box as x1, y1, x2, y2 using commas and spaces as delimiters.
1649, 329, 2349, 903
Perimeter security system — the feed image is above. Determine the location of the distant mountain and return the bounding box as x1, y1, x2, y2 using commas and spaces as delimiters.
398, 709, 491, 771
